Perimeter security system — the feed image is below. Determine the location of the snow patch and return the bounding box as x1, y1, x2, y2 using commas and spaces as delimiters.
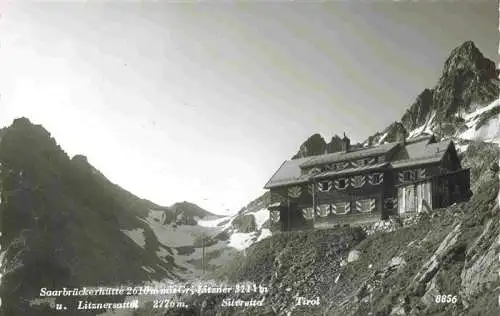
138, 217, 196, 247
455, 143, 469, 153
424, 112, 436, 134
408, 112, 436, 138
460, 116, 500, 143
459, 99, 500, 144
142, 266, 156, 274
229, 232, 257, 251
408, 124, 426, 138
377, 132, 389, 145
121, 229, 146, 249
464, 99, 500, 121
197, 216, 230, 228
256, 229, 272, 242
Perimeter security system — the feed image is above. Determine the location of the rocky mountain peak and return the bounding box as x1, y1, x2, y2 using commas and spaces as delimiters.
297, 42, 498, 156
442, 41, 493, 76
291, 133, 327, 159
10, 117, 49, 138
433, 41, 498, 117
291, 133, 362, 159
373, 41, 499, 143
401, 88, 434, 131
169, 201, 217, 219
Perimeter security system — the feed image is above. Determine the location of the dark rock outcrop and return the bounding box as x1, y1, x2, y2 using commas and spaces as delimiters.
292, 133, 362, 159
366, 122, 409, 146
432, 41, 498, 121
401, 88, 434, 131
326, 134, 345, 153
166, 201, 218, 226
291, 134, 327, 159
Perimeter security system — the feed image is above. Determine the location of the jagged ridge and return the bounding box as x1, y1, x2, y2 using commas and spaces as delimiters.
0, 118, 184, 315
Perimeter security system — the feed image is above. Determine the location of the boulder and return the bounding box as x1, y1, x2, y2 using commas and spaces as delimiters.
388, 256, 407, 269
347, 250, 360, 263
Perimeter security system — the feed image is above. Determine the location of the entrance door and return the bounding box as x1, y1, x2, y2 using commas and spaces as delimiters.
398, 186, 405, 215
407, 185, 415, 212
398, 185, 418, 215
417, 184, 423, 213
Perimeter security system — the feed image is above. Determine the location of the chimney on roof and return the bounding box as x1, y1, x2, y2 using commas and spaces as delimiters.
342, 132, 351, 152
396, 131, 406, 146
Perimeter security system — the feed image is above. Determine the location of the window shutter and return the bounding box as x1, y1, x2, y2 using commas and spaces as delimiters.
307, 184, 315, 195
332, 201, 351, 214
288, 186, 302, 198
316, 204, 331, 217
418, 168, 426, 179
351, 175, 366, 188
302, 207, 314, 220
357, 198, 376, 213
334, 178, 348, 190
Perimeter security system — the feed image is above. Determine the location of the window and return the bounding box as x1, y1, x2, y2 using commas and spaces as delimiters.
335, 178, 347, 189
356, 198, 376, 213
317, 204, 331, 217
369, 173, 384, 185
403, 171, 412, 181
332, 201, 351, 214
373, 156, 379, 163
364, 159, 370, 165
319, 181, 331, 192
384, 198, 395, 209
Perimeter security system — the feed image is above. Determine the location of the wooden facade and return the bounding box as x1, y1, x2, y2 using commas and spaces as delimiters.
265, 134, 472, 232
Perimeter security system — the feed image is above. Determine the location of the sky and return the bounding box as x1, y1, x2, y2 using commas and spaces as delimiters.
0, 0, 497, 215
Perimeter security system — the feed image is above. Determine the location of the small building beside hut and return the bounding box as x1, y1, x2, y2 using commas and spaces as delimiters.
264, 133, 472, 232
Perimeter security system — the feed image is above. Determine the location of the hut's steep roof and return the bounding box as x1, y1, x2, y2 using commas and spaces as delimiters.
264, 134, 453, 189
